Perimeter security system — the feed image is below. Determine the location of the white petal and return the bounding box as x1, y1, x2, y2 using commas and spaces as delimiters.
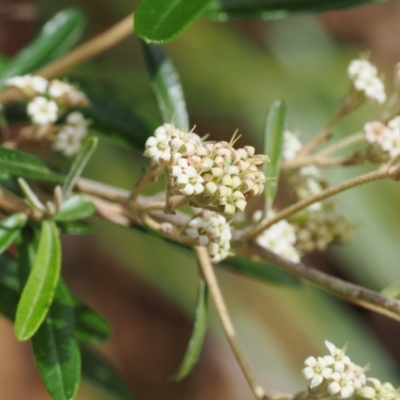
328, 382, 341, 395
321, 367, 333, 379
302, 367, 315, 380
325, 340, 336, 355
310, 374, 323, 388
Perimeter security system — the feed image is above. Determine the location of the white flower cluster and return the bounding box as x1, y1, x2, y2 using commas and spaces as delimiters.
282, 131, 302, 160
254, 213, 300, 262
348, 59, 386, 104
364, 117, 400, 160
293, 202, 351, 254
303, 341, 399, 400
185, 211, 231, 263
5, 75, 90, 157
6, 74, 88, 126
144, 124, 269, 216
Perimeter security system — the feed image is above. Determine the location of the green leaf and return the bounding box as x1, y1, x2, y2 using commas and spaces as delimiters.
81, 344, 134, 400
141, 43, 189, 130
56, 221, 92, 235
0, 254, 20, 320
381, 282, 400, 299
62, 137, 98, 197
263, 100, 286, 210
203, 0, 390, 20
0, 9, 86, 83
84, 94, 155, 150
32, 281, 81, 400
0, 213, 27, 255
55, 195, 95, 222
0, 147, 64, 182
73, 298, 112, 344
15, 220, 61, 341
135, 0, 213, 43
174, 278, 208, 381
223, 256, 301, 286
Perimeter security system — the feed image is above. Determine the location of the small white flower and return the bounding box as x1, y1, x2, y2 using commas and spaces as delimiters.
364, 121, 389, 144
52, 126, 83, 156
347, 362, 367, 390
348, 59, 377, 81
381, 129, 400, 158
328, 371, 355, 399
283, 131, 302, 160
323, 341, 351, 372
6, 74, 48, 95
27, 96, 58, 125
302, 356, 333, 388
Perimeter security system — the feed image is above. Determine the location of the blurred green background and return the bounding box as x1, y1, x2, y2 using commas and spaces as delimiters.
3, 0, 400, 398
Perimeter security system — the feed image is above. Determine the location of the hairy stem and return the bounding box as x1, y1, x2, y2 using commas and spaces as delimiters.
195, 246, 268, 400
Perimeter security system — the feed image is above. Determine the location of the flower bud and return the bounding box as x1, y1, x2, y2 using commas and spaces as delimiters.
223, 204, 235, 216
211, 167, 223, 177
235, 199, 247, 212
244, 146, 255, 156
204, 181, 218, 196
231, 176, 242, 189
222, 174, 233, 187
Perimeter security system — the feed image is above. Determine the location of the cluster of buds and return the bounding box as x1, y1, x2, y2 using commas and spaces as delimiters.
364, 117, 400, 161
184, 210, 231, 263
144, 124, 269, 216
302, 341, 399, 400
253, 211, 300, 262
5, 75, 90, 156
348, 59, 386, 104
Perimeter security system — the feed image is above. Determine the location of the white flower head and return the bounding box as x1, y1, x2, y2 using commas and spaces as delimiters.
27, 96, 58, 125
381, 129, 400, 159
48, 79, 88, 106
364, 121, 389, 144
323, 341, 351, 372
283, 131, 302, 160
52, 126, 83, 156
347, 362, 367, 390
6, 74, 48, 96
328, 371, 355, 399
302, 356, 333, 388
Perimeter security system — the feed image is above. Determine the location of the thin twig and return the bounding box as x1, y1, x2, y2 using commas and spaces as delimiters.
0, 13, 135, 105
246, 165, 399, 239
195, 246, 268, 400
318, 133, 365, 157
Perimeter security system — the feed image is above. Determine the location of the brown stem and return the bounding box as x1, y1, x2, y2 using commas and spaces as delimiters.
195, 246, 268, 400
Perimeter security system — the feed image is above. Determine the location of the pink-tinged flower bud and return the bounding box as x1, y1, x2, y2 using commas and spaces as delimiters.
211, 167, 223, 177
222, 174, 233, 187
223, 204, 235, 216
200, 157, 213, 170
196, 146, 209, 157
237, 160, 250, 171
214, 155, 224, 167
231, 176, 242, 189
244, 146, 255, 156
236, 148, 248, 160
242, 179, 254, 192
204, 143, 214, 153
235, 199, 247, 212
204, 182, 218, 196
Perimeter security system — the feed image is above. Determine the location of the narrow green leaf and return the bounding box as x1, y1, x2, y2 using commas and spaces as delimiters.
83, 94, 155, 150
263, 100, 286, 210
203, 0, 390, 20
0, 213, 27, 255
56, 195, 95, 222
62, 137, 98, 197
56, 221, 92, 235
141, 43, 189, 130
17, 226, 38, 288
0, 147, 64, 182
1, 9, 86, 83
73, 298, 112, 344
81, 344, 134, 400
135, 0, 213, 43
381, 282, 400, 299
32, 281, 81, 400
15, 220, 61, 341
174, 278, 208, 381
0, 254, 20, 320
223, 256, 301, 286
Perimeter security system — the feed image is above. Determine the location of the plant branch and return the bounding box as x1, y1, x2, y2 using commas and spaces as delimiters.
0, 13, 135, 105
246, 164, 400, 239
243, 241, 400, 323
318, 133, 365, 157
194, 246, 268, 400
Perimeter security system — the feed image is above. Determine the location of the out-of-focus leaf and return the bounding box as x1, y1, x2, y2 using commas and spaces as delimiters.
81, 344, 134, 399
15, 220, 61, 341
62, 137, 98, 197
55, 195, 95, 222
174, 278, 208, 381
56, 220, 92, 235
135, 0, 212, 43
0, 213, 27, 255
32, 281, 81, 400
0, 254, 20, 320
73, 299, 112, 344
84, 95, 154, 150
0, 9, 86, 83
263, 100, 286, 209
0, 147, 64, 182
141, 43, 188, 130
381, 282, 400, 299
223, 256, 301, 286
203, 0, 390, 20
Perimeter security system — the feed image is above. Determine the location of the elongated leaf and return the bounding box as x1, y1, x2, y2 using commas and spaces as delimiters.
0, 213, 27, 255
135, 0, 213, 43
15, 220, 61, 341
17, 227, 38, 288
84, 94, 155, 150
32, 281, 81, 400
56, 195, 95, 222
73, 299, 112, 344
56, 221, 92, 235
0, 147, 64, 182
264, 100, 286, 210
141, 43, 188, 130
81, 344, 134, 400
223, 256, 301, 286
174, 278, 208, 381
203, 0, 390, 20
62, 138, 98, 197
0, 254, 20, 320
1, 9, 86, 83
